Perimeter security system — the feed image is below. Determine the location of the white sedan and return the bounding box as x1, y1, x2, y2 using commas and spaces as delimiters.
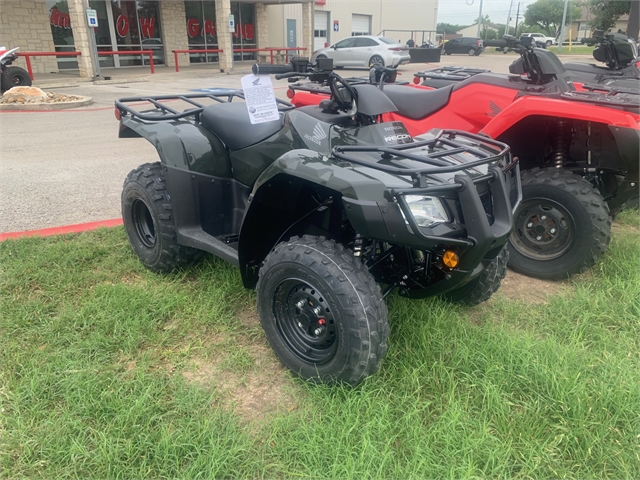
311, 36, 411, 68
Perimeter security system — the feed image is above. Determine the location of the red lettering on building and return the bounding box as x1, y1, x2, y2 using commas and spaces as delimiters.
116, 15, 129, 37
204, 20, 215, 37
232, 23, 254, 40
50, 7, 71, 29
241, 23, 254, 40
187, 18, 253, 41
139, 17, 156, 38
187, 18, 200, 37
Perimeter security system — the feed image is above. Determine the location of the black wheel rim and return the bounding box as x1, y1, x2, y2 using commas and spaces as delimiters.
12, 74, 26, 87
272, 279, 338, 364
370, 56, 383, 67
131, 198, 156, 248
510, 198, 575, 260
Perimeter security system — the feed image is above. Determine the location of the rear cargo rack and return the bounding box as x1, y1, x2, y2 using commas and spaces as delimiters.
413, 66, 490, 82
559, 86, 639, 111
115, 91, 294, 122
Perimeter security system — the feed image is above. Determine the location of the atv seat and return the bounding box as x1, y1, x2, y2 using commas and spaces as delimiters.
200, 102, 282, 150
381, 84, 454, 120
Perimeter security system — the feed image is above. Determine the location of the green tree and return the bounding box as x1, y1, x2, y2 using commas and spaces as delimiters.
437, 23, 470, 34
588, 0, 630, 31
524, 0, 581, 35
481, 28, 498, 39
497, 25, 517, 37
479, 14, 492, 25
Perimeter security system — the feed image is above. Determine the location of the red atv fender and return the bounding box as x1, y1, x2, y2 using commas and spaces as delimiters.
482, 95, 640, 139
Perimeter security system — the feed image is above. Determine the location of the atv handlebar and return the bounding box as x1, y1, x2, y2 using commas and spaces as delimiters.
252, 63, 293, 75
275, 71, 310, 80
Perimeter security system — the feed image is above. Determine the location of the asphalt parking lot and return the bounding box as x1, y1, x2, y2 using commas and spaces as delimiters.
0, 52, 593, 233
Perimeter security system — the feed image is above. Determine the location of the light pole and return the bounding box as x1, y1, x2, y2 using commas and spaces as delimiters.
476, 0, 484, 38
558, 0, 569, 53
505, 0, 515, 36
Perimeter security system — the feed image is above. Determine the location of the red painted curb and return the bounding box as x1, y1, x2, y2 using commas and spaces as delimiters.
0, 218, 123, 241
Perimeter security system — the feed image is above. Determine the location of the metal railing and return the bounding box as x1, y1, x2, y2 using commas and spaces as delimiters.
18, 51, 81, 80
171, 47, 307, 72
17, 50, 156, 80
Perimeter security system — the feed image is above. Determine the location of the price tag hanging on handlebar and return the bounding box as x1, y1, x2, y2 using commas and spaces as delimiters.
241, 74, 280, 124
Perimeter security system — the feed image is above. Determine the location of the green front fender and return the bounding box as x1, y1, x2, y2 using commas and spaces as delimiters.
119, 116, 231, 177
237, 149, 408, 287
251, 149, 399, 202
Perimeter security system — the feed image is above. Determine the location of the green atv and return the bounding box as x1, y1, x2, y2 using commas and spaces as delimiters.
115, 59, 521, 386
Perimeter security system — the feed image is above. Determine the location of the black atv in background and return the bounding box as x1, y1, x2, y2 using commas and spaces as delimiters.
0, 47, 32, 93
566, 30, 639, 90
416, 34, 639, 91
115, 58, 521, 386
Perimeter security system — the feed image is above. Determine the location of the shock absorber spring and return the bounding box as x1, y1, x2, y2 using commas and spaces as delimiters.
553, 120, 570, 168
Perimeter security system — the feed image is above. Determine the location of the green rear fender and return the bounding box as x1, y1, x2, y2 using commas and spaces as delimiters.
119, 116, 231, 177
238, 149, 399, 287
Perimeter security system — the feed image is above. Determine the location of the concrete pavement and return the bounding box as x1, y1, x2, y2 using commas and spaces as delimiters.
0, 53, 593, 233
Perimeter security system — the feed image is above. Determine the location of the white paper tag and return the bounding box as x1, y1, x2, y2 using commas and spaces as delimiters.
241, 74, 280, 125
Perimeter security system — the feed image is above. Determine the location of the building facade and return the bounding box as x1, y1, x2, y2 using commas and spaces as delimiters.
0, 0, 438, 77
267, 0, 438, 52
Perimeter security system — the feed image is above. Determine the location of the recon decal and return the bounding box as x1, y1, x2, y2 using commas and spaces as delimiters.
382, 122, 413, 145
384, 134, 411, 143
304, 122, 328, 145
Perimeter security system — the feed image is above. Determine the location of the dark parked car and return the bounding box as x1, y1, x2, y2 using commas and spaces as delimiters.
443, 37, 484, 56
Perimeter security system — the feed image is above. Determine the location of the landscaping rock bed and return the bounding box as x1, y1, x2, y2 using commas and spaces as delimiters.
0, 86, 92, 110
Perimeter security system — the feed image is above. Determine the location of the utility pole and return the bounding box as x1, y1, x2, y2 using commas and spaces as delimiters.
505, 0, 515, 35
514, 2, 522, 36
557, 0, 569, 53
476, 0, 484, 38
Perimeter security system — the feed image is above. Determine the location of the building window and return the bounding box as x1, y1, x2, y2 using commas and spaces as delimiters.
111, 1, 164, 66
47, 0, 77, 69
46, 0, 164, 69
184, 1, 256, 64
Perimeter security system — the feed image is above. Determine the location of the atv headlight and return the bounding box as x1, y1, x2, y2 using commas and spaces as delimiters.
401, 195, 449, 227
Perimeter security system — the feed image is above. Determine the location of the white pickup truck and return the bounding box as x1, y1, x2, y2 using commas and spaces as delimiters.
521, 33, 557, 46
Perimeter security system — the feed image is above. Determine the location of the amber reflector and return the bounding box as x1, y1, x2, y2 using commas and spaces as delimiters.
442, 251, 459, 269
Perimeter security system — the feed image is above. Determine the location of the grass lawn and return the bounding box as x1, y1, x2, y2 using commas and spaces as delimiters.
1, 209, 639, 478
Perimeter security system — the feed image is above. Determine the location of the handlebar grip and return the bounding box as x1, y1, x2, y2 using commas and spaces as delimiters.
252, 63, 293, 75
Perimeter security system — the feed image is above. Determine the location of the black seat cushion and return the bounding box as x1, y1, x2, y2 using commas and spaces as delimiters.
381, 84, 454, 120
200, 102, 282, 150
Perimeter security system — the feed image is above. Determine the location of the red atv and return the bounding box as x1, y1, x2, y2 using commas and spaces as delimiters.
0, 47, 31, 93
288, 45, 639, 280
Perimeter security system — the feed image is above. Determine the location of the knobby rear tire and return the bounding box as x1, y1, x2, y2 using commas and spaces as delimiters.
121, 162, 203, 272
508, 168, 611, 280
1, 66, 31, 92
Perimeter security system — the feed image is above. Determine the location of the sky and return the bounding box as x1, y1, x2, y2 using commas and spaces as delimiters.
437, 0, 540, 27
